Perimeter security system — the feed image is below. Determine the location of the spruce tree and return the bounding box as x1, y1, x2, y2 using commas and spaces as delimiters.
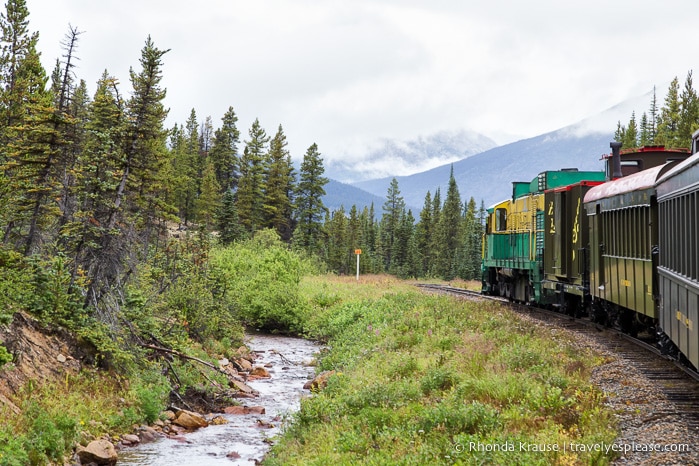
380, 177, 405, 271
209, 106, 240, 191
648, 86, 658, 144
195, 159, 221, 230
679, 70, 699, 147
86, 36, 170, 308
433, 168, 462, 279
623, 111, 638, 148
639, 112, 649, 147
414, 191, 433, 277
0, 0, 36, 152
657, 77, 681, 147
237, 118, 269, 235
217, 190, 245, 244
325, 206, 349, 274
65, 71, 126, 283
263, 124, 295, 241
1, 38, 61, 254
293, 143, 328, 254
171, 109, 200, 225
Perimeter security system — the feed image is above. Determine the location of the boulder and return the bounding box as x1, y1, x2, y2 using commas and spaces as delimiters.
237, 358, 253, 371
250, 366, 271, 378
121, 434, 140, 445
303, 370, 336, 391
173, 409, 208, 429
223, 405, 266, 415
209, 415, 229, 425
230, 379, 254, 393
77, 439, 118, 466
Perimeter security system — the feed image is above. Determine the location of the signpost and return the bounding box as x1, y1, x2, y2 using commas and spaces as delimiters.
354, 249, 362, 281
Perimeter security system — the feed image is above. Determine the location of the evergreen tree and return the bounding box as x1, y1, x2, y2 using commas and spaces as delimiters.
458, 197, 482, 279
325, 206, 349, 274
360, 204, 381, 273
171, 109, 199, 225
209, 106, 240, 192
217, 190, 245, 245
433, 168, 462, 279
0, 0, 36, 153
614, 120, 625, 145
263, 124, 295, 241
347, 204, 363, 271
199, 115, 213, 156
293, 143, 328, 253
623, 111, 638, 148
657, 77, 681, 147
428, 187, 441, 275
679, 70, 699, 147
195, 159, 221, 230
648, 86, 658, 144
237, 118, 269, 234
65, 71, 126, 283
392, 208, 415, 277
86, 36, 171, 308
639, 112, 650, 147
1, 35, 62, 254
380, 177, 404, 271
414, 191, 433, 277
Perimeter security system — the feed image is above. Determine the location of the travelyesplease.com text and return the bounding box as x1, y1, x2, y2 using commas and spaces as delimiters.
453, 441, 690, 455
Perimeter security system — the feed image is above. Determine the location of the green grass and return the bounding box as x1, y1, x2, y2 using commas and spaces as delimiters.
265, 274, 618, 465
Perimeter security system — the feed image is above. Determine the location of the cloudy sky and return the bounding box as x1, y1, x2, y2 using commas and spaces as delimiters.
25, 0, 698, 165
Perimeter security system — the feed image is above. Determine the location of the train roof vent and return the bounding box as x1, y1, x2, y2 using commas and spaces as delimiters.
538, 173, 546, 191
561, 168, 579, 172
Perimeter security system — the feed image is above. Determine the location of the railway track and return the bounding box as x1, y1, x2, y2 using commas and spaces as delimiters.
417, 283, 699, 432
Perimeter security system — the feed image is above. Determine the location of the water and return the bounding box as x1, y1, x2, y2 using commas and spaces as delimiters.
117, 334, 320, 465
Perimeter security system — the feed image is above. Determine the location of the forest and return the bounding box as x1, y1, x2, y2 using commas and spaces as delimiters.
1, 0, 699, 463
0, 0, 482, 461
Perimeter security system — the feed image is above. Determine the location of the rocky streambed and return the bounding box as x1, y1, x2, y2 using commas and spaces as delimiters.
116, 333, 320, 465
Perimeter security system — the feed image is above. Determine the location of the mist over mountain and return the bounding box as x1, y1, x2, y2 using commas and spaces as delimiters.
325, 129, 498, 183
328, 91, 653, 212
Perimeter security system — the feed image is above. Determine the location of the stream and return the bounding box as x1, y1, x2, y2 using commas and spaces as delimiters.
117, 333, 320, 465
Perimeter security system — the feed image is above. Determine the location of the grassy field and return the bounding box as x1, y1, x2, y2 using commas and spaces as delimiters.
265, 274, 617, 465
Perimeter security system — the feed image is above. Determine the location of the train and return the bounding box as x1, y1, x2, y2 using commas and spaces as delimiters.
482, 133, 699, 370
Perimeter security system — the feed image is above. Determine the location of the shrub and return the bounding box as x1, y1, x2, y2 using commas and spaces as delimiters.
0, 345, 12, 367
210, 231, 316, 332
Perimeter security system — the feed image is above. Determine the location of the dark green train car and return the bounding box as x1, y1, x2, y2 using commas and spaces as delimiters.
542, 178, 605, 315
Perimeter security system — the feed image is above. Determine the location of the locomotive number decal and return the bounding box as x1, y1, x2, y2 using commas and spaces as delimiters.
548, 202, 556, 234
571, 199, 580, 244
676, 310, 694, 331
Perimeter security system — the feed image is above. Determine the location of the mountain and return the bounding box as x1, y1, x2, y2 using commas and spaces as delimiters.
350, 131, 612, 211
348, 92, 654, 211
324, 129, 498, 183
322, 179, 385, 213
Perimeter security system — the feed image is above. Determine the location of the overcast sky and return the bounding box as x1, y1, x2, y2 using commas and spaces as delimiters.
25, 0, 698, 164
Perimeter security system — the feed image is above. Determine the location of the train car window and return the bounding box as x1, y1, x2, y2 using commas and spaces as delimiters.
496, 208, 507, 232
